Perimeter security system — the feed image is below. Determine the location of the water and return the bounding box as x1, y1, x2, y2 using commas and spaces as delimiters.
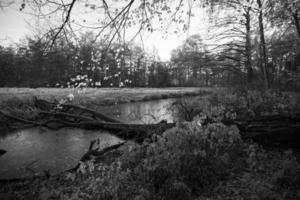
0, 98, 177, 179
0, 128, 121, 179
99, 98, 176, 124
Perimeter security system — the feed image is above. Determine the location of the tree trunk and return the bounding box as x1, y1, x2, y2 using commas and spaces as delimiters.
257, 0, 270, 89
293, 11, 300, 39
205, 71, 209, 86
245, 7, 253, 84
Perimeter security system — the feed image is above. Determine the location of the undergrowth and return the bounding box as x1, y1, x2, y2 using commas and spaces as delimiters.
1, 89, 300, 199
1, 121, 299, 200
173, 89, 300, 122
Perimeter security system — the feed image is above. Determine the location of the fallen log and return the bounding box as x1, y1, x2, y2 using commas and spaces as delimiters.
60, 104, 121, 123
3, 97, 300, 146
241, 124, 300, 147
34, 97, 121, 123
198, 113, 300, 147
38, 111, 95, 123
230, 114, 300, 147
0, 110, 175, 142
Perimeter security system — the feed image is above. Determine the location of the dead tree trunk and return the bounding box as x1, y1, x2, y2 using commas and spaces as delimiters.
0, 109, 174, 143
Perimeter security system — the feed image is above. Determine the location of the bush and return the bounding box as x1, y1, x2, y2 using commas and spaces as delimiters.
173, 90, 300, 122
115, 122, 246, 199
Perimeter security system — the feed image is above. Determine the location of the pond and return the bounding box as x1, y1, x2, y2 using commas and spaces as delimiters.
0, 98, 178, 179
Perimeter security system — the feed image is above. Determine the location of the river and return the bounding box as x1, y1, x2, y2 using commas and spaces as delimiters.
0, 98, 177, 179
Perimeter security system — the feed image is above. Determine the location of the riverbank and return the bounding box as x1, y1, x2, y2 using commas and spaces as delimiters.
0, 87, 214, 109
0, 87, 213, 131
1, 123, 300, 200
0, 89, 300, 199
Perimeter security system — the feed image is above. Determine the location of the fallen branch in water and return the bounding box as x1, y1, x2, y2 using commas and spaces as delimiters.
3, 98, 300, 146
0, 139, 126, 182
38, 111, 93, 123
71, 140, 126, 171
1, 97, 175, 143
0, 109, 174, 142
34, 97, 121, 123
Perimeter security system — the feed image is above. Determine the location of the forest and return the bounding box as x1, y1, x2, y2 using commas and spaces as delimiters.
0, 0, 299, 89
0, 0, 300, 200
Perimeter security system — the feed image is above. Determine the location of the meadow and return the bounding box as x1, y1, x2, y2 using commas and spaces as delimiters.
0, 87, 213, 108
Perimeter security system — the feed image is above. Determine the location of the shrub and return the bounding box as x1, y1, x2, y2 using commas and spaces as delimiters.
117, 121, 246, 199
173, 90, 300, 122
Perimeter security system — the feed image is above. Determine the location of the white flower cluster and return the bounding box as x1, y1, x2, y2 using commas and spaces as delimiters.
95, 82, 101, 86
124, 79, 132, 83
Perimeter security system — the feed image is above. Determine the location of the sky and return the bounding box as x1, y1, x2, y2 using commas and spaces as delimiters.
0, 1, 210, 61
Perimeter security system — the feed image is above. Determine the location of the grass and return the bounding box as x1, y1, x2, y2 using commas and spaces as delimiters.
0, 87, 215, 109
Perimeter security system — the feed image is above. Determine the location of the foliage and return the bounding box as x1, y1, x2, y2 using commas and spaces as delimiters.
0, 34, 175, 88
2, 121, 299, 200
125, 122, 244, 196
170, 34, 212, 86
174, 89, 300, 122
1, 90, 300, 199
266, 0, 300, 32
1, 0, 300, 89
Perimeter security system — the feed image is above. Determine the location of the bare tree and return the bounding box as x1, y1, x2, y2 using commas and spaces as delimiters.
16, 0, 186, 50
205, 0, 255, 85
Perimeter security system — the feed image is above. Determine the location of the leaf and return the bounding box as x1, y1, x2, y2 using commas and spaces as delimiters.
65, 172, 76, 181
39, 187, 51, 200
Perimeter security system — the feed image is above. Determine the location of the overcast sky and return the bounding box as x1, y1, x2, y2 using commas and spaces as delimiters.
0, 1, 210, 61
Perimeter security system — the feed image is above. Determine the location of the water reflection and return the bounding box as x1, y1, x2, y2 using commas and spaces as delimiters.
99, 98, 175, 124
0, 128, 121, 179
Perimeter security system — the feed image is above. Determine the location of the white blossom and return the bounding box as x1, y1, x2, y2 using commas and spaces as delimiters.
67, 93, 74, 101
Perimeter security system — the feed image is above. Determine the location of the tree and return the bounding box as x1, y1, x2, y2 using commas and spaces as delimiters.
16, 0, 187, 49
267, 0, 300, 39
0, 46, 17, 86
3, 0, 298, 89
171, 34, 210, 86
256, 0, 269, 89
204, 0, 256, 85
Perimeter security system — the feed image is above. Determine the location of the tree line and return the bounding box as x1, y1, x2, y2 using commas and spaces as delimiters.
0, 0, 299, 89
0, 32, 174, 88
